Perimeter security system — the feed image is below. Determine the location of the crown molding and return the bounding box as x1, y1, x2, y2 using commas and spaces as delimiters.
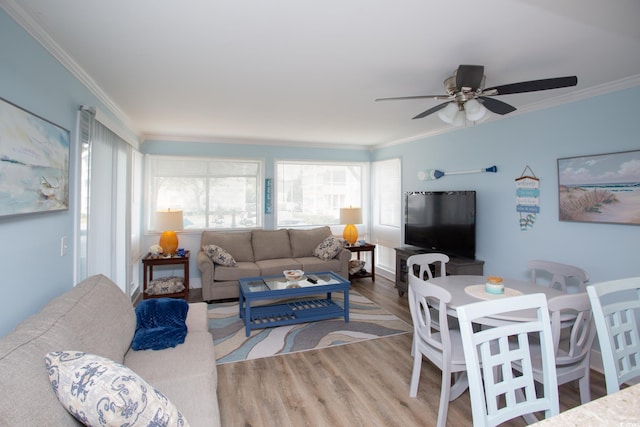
1, 0, 139, 142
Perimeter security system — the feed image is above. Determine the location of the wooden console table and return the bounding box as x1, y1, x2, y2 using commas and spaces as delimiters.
347, 243, 376, 281
142, 251, 190, 300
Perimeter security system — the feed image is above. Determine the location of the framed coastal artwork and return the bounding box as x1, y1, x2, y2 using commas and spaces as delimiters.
0, 97, 70, 218
557, 150, 640, 225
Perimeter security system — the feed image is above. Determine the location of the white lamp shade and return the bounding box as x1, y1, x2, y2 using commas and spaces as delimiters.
437, 102, 459, 124
465, 99, 487, 121
452, 110, 466, 126
340, 207, 362, 224
155, 209, 184, 231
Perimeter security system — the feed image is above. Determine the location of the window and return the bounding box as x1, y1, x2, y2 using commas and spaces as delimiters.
146, 156, 263, 230
276, 161, 368, 228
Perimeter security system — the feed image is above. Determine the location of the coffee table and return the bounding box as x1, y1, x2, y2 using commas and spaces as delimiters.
238, 271, 350, 337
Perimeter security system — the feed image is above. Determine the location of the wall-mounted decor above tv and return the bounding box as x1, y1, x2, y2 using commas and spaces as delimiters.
404, 191, 476, 259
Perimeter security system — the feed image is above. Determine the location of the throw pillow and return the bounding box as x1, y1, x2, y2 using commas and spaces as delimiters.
45, 351, 189, 427
145, 276, 185, 295
349, 259, 366, 275
314, 236, 346, 261
202, 244, 237, 267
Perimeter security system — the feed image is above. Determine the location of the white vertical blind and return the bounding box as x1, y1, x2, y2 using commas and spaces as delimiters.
372, 158, 402, 277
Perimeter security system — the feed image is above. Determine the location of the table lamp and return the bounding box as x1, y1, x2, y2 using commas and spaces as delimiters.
155, 209, 183, 255
340, 207, 362, 246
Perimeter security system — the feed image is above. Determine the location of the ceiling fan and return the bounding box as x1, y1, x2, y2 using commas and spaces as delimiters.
376, 65, 577, 125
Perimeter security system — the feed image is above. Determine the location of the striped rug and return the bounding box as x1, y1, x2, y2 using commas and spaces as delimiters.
208, 290, 411, 364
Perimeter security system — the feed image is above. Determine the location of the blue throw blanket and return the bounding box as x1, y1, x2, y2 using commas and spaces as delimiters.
132, 298, 188, 351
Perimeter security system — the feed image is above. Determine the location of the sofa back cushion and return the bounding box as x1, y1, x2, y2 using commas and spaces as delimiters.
201, 231, 254, 262
289, 226, 332, 258
0, 274, 136, 426
252, 229, 292, 261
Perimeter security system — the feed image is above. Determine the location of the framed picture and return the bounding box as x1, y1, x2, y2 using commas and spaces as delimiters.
0, 97, 70, 218
557, 150, 640, 225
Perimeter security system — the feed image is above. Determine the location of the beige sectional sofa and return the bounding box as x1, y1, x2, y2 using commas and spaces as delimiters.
0, 274, 220, 427
197, 226, 351, 301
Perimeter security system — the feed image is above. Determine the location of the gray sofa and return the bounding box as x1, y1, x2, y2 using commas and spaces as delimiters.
0, 274, 220, 427
197, 226, 351, 301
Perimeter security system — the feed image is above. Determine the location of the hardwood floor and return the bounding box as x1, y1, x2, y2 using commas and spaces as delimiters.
197, 276, 607, 427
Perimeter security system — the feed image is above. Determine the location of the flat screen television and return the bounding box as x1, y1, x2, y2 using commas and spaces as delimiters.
404, 191, 476, 259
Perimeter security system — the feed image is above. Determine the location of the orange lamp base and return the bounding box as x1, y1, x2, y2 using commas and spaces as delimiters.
343, 224, 358, 246
159, 231, 179, 255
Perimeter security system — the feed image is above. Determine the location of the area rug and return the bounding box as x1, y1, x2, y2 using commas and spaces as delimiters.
208, 290, 411, 364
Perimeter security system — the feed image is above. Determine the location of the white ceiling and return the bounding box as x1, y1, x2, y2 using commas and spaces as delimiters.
3, 0, 640, 147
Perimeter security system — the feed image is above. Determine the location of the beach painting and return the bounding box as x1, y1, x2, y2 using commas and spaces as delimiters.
0, 97, 70, 217
558, 150, 640, 225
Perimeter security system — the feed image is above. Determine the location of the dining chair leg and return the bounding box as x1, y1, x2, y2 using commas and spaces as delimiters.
578, 375, 591, 404
436, 367, 452, 427
409, 350, 422, 397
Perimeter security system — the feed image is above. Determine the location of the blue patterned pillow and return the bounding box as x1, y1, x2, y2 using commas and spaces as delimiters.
202, 244, 237, 267
314, 236, 346, 261
45, 351, 189, 427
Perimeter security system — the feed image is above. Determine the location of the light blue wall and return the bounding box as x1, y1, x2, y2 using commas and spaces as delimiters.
0, 9, 127, 336
373, 88, 640, 284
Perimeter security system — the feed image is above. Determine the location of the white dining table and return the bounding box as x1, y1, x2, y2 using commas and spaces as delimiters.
428, 275, 565, 326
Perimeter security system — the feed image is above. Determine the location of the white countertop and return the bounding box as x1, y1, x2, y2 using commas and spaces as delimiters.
532, 383, 640, 426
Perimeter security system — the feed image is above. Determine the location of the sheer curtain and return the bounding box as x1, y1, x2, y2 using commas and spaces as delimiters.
76, 107, 137, 296
371, 158, 402, 279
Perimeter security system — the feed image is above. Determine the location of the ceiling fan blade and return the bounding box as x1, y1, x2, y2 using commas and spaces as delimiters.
456, 65, 484, 90
483, 76, 577, 96
479, 97, 517, 115
412, 102, 450, 120
375, 95, 450, 102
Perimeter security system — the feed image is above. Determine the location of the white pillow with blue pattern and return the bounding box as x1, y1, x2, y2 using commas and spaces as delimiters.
45, 351, 189, 427
202, 244, 237, 267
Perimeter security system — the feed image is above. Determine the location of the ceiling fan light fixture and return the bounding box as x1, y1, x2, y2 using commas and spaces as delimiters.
437, 102, 459, 124
452, 110, 466, 126
464, 99, 487, 121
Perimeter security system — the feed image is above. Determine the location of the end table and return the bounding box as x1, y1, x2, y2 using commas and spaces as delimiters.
346, 243, 375, 281
142, 251, 190, 300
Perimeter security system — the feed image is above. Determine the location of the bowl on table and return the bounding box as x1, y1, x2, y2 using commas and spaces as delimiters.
284, 269, 304, 281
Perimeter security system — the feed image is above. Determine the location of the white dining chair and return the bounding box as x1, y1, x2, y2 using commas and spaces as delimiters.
513, 292, 596, 404
528, 259, 589, 293
407, 270, 467, 427
407, 253, 450, 331
587, 277, 640, 395
456, 293, 559, 427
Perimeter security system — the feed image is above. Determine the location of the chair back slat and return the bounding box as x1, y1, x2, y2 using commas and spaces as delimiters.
587, 277, 640, 395
457, 293, 559, 426
528, 259, 589, 293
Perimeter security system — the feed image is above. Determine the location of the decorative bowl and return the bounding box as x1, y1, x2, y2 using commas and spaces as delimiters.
284, 269, 304, 281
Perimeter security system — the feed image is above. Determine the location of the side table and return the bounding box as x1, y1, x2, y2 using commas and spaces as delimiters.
142, 251, 190, 300
346, 243, 376, 281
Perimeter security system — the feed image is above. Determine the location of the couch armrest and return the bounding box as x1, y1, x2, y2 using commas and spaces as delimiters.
335, 248, 352, 280
186, 302, 209, 332
197, 249, 215, 284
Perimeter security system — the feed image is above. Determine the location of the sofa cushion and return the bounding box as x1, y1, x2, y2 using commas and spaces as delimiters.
201, 231, 254, 262
295, 256, 345, 275
314, 236, 347, 261
255, 258, 302, 277
213, 262, 261, 281
202, 244, 237, 267
45, 351, 188, 427
251, 229, 292, 261
289, 226, 332, 257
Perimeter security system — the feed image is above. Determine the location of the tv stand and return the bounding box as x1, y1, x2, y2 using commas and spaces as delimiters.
394, 246, 484, 297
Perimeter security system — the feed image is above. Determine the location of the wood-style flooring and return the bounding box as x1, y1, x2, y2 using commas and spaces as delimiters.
190, 275, 607, 427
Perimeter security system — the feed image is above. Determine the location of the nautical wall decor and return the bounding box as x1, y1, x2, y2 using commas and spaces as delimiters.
516, 166, 539, 231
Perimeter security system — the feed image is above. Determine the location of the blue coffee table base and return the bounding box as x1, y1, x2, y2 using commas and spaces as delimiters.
239, 273, 350, 337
